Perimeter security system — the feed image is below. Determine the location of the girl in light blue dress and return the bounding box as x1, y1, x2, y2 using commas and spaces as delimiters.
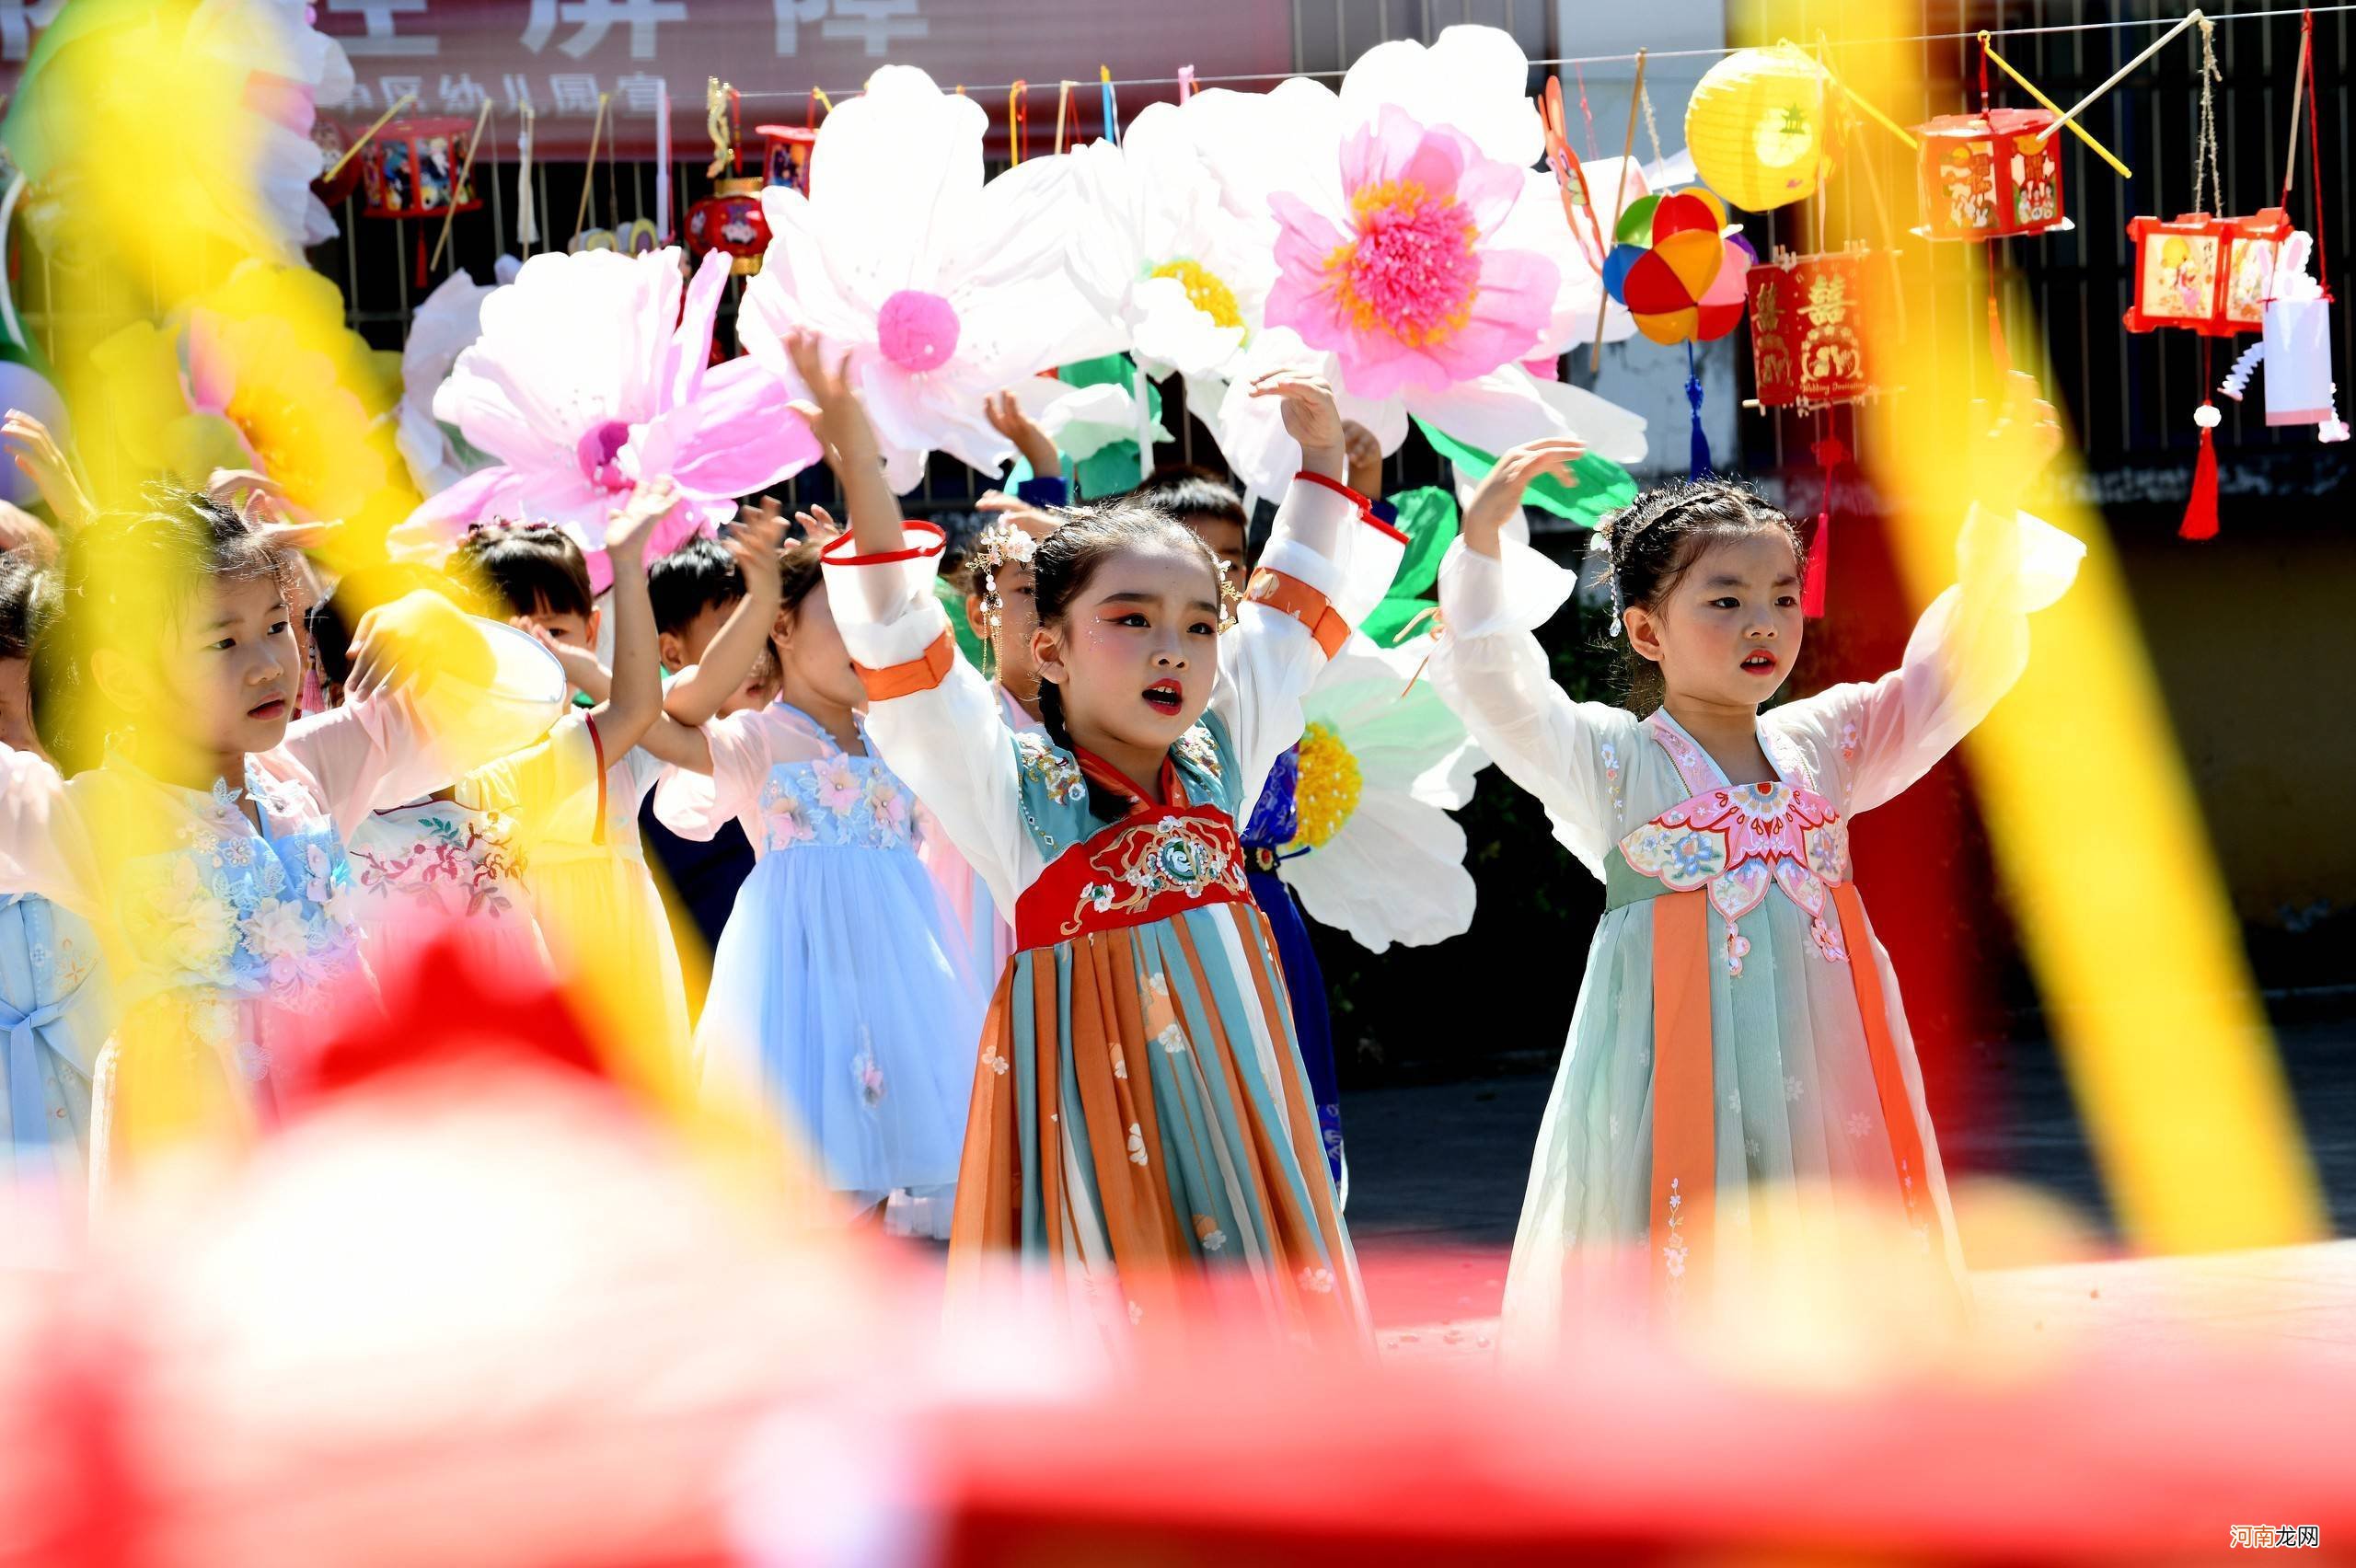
0, 557, 105, 1240
655, 544, 984, 1222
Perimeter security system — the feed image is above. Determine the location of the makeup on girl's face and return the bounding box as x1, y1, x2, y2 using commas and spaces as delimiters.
1652, 532, 1804, 709
1052, 543, 1223, 751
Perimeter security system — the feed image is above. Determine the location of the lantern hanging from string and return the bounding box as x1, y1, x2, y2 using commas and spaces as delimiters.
2123, 209, 2292, 335
2221, 10, 2348, 448
357, 117, 484, 221
1743, 245, 1894, 410
1911, 108, 2069, 240
1683, 45, 1837, 213
756, 124, 817, 194
1744, 244, 1896, 617
310, 121, 364, 208
686, 179, 769, 275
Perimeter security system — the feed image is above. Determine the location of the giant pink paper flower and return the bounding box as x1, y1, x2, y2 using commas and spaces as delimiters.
393, 247, 818, 592
1265, 107, 1558, 401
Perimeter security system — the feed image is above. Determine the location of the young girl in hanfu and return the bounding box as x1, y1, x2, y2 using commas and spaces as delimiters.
798, 329, 1400, 1337
449, 514, 695, 1069
0, 488, 572, 1167
0, 557, 105, 1235
344, 484, 676, 994
1426, 378, 2083, 1350
653, 512, 984, 1229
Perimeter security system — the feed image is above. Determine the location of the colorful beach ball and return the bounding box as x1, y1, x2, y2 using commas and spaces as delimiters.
1600, 189, 1757, 346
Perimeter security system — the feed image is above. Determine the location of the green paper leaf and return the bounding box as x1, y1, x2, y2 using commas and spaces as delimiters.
1358, 487, 1461, 648
1057, 353, 1161, 499
1413, 418, 1636, 527
934, 575, 987, 668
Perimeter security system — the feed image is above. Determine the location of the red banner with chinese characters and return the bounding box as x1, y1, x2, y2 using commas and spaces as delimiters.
285, 0, 1291, 161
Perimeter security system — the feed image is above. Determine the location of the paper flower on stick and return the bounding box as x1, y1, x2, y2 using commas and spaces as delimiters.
1189, 25, 1646, 495
1275, 635, 1485, 954
394, 247, 817, 592
739, 65, 1118, 493
1602, 189, 1757, 345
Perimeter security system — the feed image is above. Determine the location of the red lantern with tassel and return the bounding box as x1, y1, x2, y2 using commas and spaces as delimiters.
1744, 244, 1893, 617
355, 117, 483, 221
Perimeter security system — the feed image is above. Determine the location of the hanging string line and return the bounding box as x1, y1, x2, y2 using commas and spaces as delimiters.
725, 4, 2356, 107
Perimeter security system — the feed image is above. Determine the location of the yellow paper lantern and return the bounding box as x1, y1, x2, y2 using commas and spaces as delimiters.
1683, 46, 1835, 213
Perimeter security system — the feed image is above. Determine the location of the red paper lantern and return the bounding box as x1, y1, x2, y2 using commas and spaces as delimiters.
356, 117, 483, 221
1912, 108, 2070, 240
685, 176, 770, 276
2123, 208, 2294, 336
1745, 247, 1888, 410
756, 124, 817, 194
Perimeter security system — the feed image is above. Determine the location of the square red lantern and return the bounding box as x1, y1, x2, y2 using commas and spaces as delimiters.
1912, 108, 2070, 240
2123, 208, 2294, 335
358, 117, 483, 221
756, 124, 817, 194
1746, 247, 1889, 410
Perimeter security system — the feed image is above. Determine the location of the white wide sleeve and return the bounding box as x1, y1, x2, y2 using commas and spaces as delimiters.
1771, 506, 2085, 816
820, 526, 1036, 917
1217, 474, 1409, 810
0, 749, 101, 918
1426, 525, 1628, 882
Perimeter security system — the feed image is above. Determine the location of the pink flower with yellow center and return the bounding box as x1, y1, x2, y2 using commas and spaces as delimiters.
1266, 108, 1557, 400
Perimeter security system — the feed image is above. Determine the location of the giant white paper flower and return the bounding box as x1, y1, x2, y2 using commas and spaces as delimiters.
393, 247, 817, 591
1185, 25, 1646, 493
740, 66, 1121, 493
395, 260, 517, 497
1057, 99, 1277, 385
1276, 635, 1486, 953
179, 0, 355, 257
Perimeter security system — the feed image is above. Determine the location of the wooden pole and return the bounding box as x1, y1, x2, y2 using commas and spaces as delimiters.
2036, 8, 2203, 144
428, 99, 495, 274
1589, 49, 1646, 375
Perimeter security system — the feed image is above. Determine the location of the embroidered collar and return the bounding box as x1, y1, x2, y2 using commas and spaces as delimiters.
1072, 744, 1192, 814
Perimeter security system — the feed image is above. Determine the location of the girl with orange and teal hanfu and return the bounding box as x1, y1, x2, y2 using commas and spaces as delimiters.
786, 331, 1402, 1338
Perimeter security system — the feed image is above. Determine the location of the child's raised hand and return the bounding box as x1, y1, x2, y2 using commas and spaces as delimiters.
784, 328, 878, 472
2, 409, 93, 531
1461, 436, 1585, 559
1969, 370, 2062, 518
604, 475, 679, 571
791, 502, 844, 546
1246, 368, 1348, 482
512, 615, 607, 696
984, 389, 1060, 478
724, 505, 787, 600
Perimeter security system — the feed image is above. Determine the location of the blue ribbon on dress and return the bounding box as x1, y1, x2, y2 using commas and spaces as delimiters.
0, 990, 74, 1182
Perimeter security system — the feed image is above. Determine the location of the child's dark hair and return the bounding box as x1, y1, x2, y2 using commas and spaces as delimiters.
1027, 499, 1226, 819
45, 485, 296, 771
305, 561, 446, 698
777, 540, 825, 623
447, 521, 595, 621
1590, 478, 1807, 715
0, 554, 56, 663
648, 536, 744, 637
1125, 465, 1247, 532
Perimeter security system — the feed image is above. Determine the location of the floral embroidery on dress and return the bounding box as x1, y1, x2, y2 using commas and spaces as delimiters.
1619, 770, 1853, 974
1172, 724, 1223, 787
850, 1034, 885, 1108
1784, 1074, 1804, 1103
1012, 731, 1087, 806
1298, 1266, 1335, 1295
1157, 1023, 1188, 1055
1109, 1042, 1129, 1081
1846, 1111, 1873, 1140
1600, 740, 1624, 820
1839, 719, 1861, 766
1126, 1122, 1149, 1166
981, 1046, 1010, 1076
1055, 812, 1250, 939
756, 753, 920, 854
351, 810, 528, 919
1660, 1177, 1690, 1282
1193, 1214, 1228, 1251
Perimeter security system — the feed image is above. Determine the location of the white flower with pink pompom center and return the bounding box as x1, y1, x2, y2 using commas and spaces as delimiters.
390, 247, 818, 593
738, 65, 1122, 494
